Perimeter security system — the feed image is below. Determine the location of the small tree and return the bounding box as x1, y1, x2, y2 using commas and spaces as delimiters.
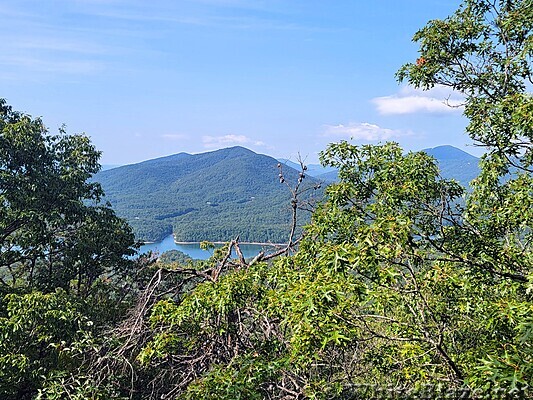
0, 99, 137, 295
0, 100, 142, 399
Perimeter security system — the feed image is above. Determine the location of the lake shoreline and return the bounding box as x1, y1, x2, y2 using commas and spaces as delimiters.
141, 240, 285, 246
173, 240, 286, 246
139, 235, 284, 261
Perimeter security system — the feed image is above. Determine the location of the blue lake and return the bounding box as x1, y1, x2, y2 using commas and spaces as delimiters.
138, 234, 276, 260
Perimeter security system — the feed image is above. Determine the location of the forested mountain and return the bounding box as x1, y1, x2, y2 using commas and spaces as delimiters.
96, 145, 478, 243
95, 146, 320, 242
423, 145, 480, 187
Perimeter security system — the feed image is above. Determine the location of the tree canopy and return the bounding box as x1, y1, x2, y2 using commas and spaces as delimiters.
115, 0, 531, 397
0, 99, 138, 295
0, 0, 531, 398
0, 99, 143, 398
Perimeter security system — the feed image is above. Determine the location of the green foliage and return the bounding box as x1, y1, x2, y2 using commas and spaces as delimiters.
398, 1, 532, 389
134, 143, 466, 396
0, 100, 146, 399
135, 139, 531, 398
0, 99, 138, 295
158, 249, 194, 265
0, 290, 95, 399
36, 373, 126, 400
182, 355, 280, 400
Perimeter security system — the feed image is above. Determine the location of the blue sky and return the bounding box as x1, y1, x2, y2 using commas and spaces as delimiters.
1, 0, 478, 165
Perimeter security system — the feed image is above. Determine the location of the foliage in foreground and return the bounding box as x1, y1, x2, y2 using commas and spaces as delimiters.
0, 99, 148, 399
127, 140, 530, 399
103, 0, 531, 398
0, 0, 531, 398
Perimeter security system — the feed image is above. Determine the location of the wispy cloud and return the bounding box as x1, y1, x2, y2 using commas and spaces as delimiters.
322, 122, 411, 141
14, 37, 111, 55
372, 86, 464, 115
202, 134, 267, 148
0, 1, 162, 80
0, 3, 43, 20
64, 0, 326, 32
0, 55, 103, 74
83, 8, 309, 31
0, 17, 115, 78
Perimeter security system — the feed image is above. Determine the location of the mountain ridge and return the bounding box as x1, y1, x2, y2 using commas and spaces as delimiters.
96, 145, 480, 243
277, 145, 480, 186
96, 146, 319, 242
422, 145, 480, 187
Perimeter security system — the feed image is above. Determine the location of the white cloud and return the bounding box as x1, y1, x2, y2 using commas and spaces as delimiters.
372, 85, 464, 115
202, 134, 267, 148
322, 122, 410, 141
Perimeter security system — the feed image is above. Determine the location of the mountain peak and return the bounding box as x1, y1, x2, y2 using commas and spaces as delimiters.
218, 146, 257, 155
423, 145, 478, 161
95, 145, 317, 243
198, 146, 258, 160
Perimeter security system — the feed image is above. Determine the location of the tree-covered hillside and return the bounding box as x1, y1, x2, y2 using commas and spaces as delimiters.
423, 145, 480, 187
97, 145, 479, 244
96, 147, 321, 243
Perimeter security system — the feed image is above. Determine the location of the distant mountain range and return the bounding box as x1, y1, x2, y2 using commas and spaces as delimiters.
95, 146, 321, 243
278, 159, 338, 182
95, 145, 480, 243
278, 145, 480, 187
